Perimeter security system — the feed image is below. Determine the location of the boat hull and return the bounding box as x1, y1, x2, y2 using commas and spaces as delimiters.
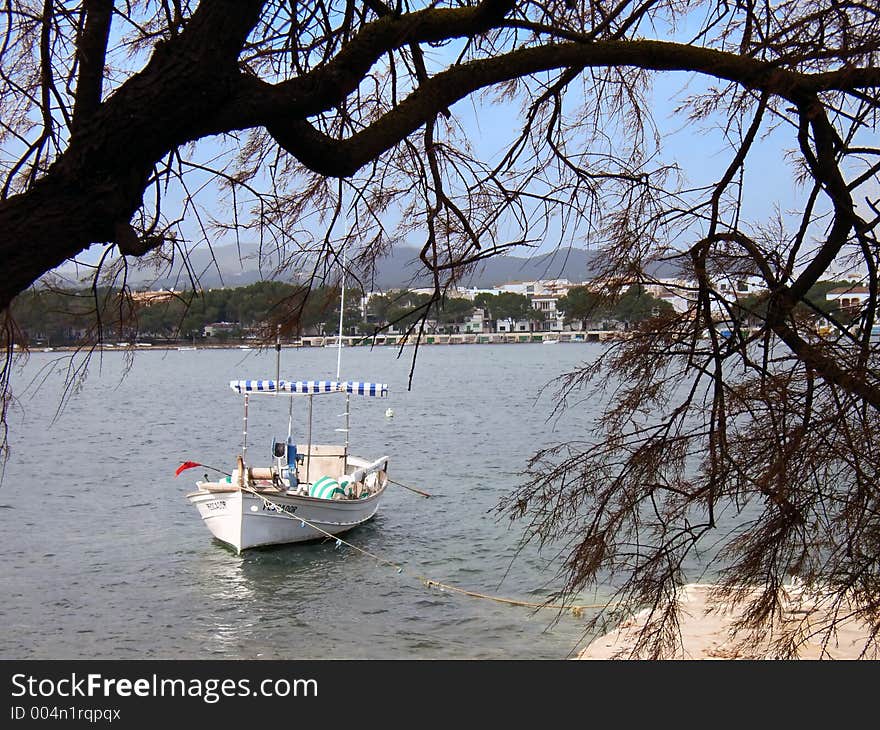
187, 486, 384, 553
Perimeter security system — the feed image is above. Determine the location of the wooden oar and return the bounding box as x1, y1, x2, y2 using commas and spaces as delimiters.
387, 478, 431, 498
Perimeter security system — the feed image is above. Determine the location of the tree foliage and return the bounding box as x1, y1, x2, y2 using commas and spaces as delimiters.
557, 284, 673, 328
556, 286, 607, 329
434, 296, 474, 325
612, 284, 674, 324
475, 291, 533, 323
13, 283, 487, 341
2, 1, 880, 657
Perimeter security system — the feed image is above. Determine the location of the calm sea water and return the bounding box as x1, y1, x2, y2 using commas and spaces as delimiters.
1, 343, 621, 659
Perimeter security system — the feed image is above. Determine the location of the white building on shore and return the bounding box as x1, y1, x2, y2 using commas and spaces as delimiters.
826, 285, 871, 314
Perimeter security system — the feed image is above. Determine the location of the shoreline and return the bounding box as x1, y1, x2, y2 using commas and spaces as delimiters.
21, 331, 626, 353
579, 583, 878, 660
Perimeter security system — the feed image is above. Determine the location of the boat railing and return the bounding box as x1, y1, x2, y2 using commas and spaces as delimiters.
350, 456, 389, 484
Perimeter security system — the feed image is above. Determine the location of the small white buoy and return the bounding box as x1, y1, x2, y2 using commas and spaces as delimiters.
385, 408, 394, 418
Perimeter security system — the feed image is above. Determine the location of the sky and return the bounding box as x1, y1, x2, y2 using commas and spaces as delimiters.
49, 4, 879, 283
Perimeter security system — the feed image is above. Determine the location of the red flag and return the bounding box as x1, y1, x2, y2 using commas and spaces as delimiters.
175, 461, 202, 477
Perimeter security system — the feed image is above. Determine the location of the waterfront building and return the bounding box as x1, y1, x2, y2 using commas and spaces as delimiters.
203, 321, 239, 337
130, 289, 177, 305
826, 285, 871, 315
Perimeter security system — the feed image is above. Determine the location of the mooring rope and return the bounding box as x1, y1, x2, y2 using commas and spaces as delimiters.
243, 486, 613, 617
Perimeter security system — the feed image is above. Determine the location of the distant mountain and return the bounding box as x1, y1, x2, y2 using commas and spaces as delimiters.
365, 246, 602, 290
45, 240, 824, 302
50, 243, 605, 291
51, 243, 281, 290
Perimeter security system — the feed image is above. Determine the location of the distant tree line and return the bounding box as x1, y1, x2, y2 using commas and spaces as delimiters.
15, 279, 835, 346
12, 281, 360, 344
554, 285, 676, 330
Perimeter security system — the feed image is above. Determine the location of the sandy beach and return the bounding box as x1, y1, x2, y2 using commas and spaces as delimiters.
579, 583, 878, 660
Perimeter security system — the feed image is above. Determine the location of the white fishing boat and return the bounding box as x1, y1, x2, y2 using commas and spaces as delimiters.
184, 379, 390, 552
184, 245, 393, 552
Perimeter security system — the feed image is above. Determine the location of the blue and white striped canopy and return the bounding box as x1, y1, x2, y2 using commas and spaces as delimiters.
230, 380, 388, 397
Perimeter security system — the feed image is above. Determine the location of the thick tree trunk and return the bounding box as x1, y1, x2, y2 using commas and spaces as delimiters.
0, 66, 235, 311
0, 0, 266, 313
0, 175, 123, 310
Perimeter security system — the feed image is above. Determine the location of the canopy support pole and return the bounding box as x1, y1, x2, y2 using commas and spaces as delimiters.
305, 394, 313, 486
242, 393, 249, 469
344, 394, 350, 463
342, 393, 351, 466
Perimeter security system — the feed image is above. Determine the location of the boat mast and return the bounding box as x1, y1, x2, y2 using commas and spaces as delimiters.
287, 393, 294, 440
336, 245, 346, 381
277, 323, 294, 439
336, 245, 351, 461
275, 324, 281, 390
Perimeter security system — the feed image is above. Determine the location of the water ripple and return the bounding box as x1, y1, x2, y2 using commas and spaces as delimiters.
1, 345, 614, 659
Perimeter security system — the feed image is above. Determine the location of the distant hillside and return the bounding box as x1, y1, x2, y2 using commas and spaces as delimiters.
51, 243, 279, 290
50, 243, 606, 291
366, 246, 602, 289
